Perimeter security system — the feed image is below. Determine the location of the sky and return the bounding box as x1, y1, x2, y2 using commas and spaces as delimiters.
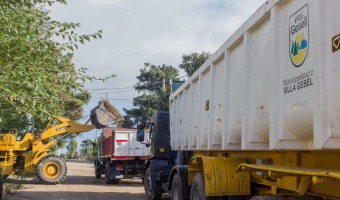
49, 0, 266, 150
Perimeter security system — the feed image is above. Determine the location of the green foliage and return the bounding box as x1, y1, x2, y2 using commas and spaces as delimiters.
66, 137, 78, 159
63, 90, 92, 121
79, 138, 98, 161
59, 153, 66, 159
134, 64, 178, 93
122, 64, 178, 127
3, 175, 25, 200
122, 52, 210, 127
0, 0, 114, 133
179, 51, 211, 76
121, 116, 134, 128
123, 94, 159, 126
49, 137, 67, 155
0, 110, 35, 133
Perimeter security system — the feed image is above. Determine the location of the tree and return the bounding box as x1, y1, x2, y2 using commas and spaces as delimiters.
80, 137, 102, 161
66, 137, 78, 159
121, 116, 135, 129
179, 51, 211, 76
79, 138, 96, 160
122, 64, 179, 127
122, 51, 210, 127
0, 0, 112, 133
63, 90, 92, 121
49, 137, 67, 155
134, 64, 178, 93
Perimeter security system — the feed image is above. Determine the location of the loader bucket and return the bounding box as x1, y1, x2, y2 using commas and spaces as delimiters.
90, 100, 124, 128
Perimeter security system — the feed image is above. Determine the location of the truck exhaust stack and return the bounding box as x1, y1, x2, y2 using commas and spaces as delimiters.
90, 100, 124, 128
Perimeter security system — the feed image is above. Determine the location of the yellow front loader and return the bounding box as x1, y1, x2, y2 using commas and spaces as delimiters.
0, 100, 124, 185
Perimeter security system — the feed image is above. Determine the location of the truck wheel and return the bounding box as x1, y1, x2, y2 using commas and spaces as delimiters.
190, 172, 226, 200
190, 172, 223, 200
36, 155, 67, 185
171, 173, 184, 200
104, 164, 112, 184
144, 168, 162, 200
227, 196, 248, 200
95, 167, 101, 179
112, 179, 120, 184
250, 196, 285, 200
286, 196, 322, 200
190, 172, 206, 200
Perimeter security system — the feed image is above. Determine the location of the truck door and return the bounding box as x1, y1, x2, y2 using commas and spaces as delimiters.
150, 112, 174, 160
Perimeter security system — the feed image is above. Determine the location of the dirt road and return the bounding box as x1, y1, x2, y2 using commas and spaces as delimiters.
9, 161, 170, 200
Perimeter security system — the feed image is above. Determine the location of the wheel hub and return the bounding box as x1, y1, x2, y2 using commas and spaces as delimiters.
43, 162, 60, 178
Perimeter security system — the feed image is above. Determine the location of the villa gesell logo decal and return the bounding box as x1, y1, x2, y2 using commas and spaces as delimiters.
290, 4, 309, 67
283, 4, 313, 94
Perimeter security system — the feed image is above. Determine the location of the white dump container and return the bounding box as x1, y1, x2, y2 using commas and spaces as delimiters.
170, 0, 340, 151
114, 130, 150, 157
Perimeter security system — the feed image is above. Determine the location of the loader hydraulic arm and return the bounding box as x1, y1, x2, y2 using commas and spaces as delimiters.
40, 116, 95, 141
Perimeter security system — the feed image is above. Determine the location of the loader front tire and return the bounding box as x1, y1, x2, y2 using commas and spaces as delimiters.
36, 155, 67, 185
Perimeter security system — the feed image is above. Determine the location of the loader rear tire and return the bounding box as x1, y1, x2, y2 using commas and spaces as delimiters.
36, 155, 67, 185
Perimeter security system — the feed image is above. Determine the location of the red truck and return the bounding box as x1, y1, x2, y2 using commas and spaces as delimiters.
94, 128, 149, 184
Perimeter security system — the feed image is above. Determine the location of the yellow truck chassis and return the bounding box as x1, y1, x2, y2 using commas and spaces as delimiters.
189, 151, 340, 199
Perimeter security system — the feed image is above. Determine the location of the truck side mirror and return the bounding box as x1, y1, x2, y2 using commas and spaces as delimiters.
137, 129, 145, 142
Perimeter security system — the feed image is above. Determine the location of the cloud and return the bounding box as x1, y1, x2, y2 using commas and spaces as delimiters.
50, 0, 266, 148
50, 0, 266, 114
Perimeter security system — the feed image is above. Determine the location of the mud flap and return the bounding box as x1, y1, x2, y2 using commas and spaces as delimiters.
149, 159, 171, 193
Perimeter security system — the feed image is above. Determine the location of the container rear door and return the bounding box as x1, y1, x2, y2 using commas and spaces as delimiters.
114, 131, 149, 157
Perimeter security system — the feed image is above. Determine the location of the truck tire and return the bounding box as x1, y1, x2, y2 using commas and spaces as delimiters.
171, 173, 184, 200
250, 196, 285, 200
104, 163, 112, 184
35, 155, 67, 185
286, 196, 323, 200
112, 179, 120, 184
190, 172, 223, 200
95, 167, 101, 179
227, 196, 248, 200
144, 168, 162, 200
190, 172, 205, 200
